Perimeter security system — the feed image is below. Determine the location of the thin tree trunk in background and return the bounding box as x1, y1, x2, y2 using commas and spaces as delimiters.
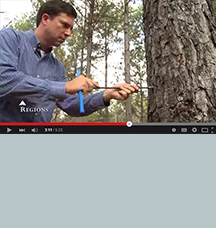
104, 21, 109, 122
144, 0, 216, 122
124, 0, 132, 121
86, 0, 94, 77
142, 0, 145, 35
140, 84, 144, 122
141, 0, 145, 122
81, 0, 87, 74
73, 51, 78, 79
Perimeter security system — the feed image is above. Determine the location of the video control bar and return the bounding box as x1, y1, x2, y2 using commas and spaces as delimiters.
0, 122, 216, 134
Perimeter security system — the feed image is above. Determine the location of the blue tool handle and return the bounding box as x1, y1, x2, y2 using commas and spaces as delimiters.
76, 69, 85, 113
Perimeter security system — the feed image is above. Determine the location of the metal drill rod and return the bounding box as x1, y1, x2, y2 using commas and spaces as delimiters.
93, 86, 154, 90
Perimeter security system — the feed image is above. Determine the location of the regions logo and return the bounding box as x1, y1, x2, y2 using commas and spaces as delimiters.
19, 100, 49, 113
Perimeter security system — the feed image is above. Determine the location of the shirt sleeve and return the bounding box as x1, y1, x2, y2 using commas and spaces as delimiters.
56, 91, 110, 117
0, 28, 67, 104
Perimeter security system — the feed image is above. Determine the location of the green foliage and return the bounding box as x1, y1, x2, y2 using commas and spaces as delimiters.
213, 0, 216, 9
10, 13, 35, 31
30, 0, 45, 11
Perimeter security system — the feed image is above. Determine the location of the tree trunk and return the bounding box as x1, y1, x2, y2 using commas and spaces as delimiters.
81, 0, 87, 75
73, 51, 78, 80
124, 0, 132, 121
144, 0, 216, 122
140, 91, 144, 122
86, 0, 95, 77
142, 0, 145, 35
104, 21, 109, 122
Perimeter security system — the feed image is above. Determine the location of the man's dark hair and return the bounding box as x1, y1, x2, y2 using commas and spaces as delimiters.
36, 0, 77, 27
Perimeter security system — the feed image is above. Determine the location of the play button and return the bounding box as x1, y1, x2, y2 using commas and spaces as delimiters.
7, 128, 12, 133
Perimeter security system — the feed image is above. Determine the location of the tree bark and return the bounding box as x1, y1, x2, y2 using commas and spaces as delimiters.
124, 0, 132, 121
144, 0, 216, 122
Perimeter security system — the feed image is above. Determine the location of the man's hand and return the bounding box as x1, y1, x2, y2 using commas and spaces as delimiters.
65, 75, 99, 95
103, 83, 139, 103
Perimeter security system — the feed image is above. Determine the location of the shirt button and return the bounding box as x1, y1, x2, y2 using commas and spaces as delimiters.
37, 75, 40, 78
35, 113, 38, 116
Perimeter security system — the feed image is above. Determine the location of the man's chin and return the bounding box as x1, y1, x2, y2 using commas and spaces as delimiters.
54, 41, 64, 47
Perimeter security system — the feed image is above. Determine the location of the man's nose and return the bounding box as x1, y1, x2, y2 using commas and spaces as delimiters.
65, 28, 71, 37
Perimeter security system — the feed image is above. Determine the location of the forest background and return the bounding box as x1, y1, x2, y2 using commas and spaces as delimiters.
0, 0, 146, 123
3, 0, 215, 123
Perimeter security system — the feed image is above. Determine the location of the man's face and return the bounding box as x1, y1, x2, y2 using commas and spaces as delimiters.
44, 13, 74, 47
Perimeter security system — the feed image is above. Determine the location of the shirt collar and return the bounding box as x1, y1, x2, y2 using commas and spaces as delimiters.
25, 29, 53, 54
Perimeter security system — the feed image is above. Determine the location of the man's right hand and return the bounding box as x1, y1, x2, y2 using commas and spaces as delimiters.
65, 75, 99, 95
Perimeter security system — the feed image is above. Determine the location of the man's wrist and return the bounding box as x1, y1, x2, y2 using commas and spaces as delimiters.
103, 90, 111, 105
65, 82, 69, 94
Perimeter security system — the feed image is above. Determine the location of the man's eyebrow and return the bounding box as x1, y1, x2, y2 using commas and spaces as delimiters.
60, 20, 73, 29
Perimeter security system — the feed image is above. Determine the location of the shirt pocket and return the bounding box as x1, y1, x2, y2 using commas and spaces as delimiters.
47, 74, 59, 81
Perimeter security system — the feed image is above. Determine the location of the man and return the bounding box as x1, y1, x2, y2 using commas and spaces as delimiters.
0, 0, 138, 122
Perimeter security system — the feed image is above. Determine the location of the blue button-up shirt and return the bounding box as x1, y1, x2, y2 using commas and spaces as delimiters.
0, 28, 108, 122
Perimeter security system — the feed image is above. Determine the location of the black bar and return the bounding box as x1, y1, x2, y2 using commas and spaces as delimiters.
0, 125, 215, 134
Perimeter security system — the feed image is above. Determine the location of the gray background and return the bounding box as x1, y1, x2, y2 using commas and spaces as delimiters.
0, 135, 215, 228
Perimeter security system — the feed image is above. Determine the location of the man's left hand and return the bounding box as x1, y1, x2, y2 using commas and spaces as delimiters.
103, 83, 139, 103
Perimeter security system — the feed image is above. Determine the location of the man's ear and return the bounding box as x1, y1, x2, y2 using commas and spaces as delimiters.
41, 13, 50, 26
